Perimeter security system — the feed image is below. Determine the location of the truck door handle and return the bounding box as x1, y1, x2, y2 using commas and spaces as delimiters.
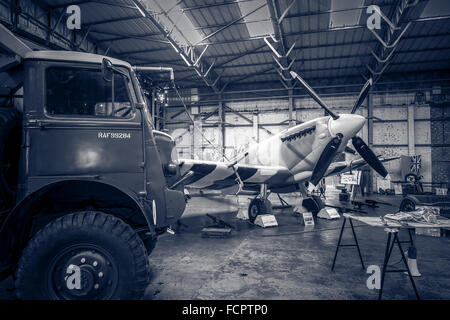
26, 120, 49, 129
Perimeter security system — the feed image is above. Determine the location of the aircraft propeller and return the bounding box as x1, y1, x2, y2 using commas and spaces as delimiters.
351, 136, 388, 177
310, 134, 343, 187
351, 78, 373, 114
290, 71, 388, 190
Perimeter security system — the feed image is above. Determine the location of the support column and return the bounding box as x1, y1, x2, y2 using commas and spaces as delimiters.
193, 113, 202, 160
190, 122, 194, 159
367, 93, 374, 194
253, 112, 259, 143
151, 89, 156, 127
407, 104, 415, 156
218, 94, 225, 158
288, 88, 294, 127
155, 91, 161, 131
161, 102, 166, 130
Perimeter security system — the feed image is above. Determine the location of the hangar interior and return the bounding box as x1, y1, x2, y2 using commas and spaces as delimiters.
0, 0, 450, 300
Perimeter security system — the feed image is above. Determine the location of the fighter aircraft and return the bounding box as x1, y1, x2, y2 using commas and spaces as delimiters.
176, 70, 393, 221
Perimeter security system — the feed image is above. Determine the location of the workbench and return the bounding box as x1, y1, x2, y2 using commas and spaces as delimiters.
331, 213, 450, 300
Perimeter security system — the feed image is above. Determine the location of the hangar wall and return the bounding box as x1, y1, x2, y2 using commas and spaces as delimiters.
165, 88, 449, 191
430, 101, 450, 185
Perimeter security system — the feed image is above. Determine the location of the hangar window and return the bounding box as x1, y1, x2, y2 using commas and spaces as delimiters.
45, 67, 134, 119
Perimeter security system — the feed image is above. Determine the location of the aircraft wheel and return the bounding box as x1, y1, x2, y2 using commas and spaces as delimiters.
400, 198, 416, 212
405, 173, 419, 183
302, 195, 324, 216
248, 198, 272, 223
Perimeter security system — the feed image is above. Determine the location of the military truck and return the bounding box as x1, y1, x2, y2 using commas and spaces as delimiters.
0, 26, 187, 299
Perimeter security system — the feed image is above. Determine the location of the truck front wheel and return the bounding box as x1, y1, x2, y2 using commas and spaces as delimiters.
15, 211, 151, 300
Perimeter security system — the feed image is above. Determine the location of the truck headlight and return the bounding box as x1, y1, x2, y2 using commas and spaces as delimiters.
165, 163, 178, 176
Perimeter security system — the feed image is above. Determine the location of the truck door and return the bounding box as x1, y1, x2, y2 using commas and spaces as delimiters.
25, 62, 144, 193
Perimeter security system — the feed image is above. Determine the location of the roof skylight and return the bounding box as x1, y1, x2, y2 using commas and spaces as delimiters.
237, 0, 274, 38
329, 0, 364, 28
421, 0, 450, 18
144, 0, 204, 47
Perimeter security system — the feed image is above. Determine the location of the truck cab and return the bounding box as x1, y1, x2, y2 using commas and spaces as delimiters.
0, 50, 186, 299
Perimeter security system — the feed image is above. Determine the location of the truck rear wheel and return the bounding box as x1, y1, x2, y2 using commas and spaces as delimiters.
15, 211, 150, 300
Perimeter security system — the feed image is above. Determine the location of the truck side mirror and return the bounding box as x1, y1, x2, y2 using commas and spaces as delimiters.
102, 58, 114, 82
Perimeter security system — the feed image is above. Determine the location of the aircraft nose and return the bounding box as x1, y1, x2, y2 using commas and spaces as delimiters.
328, 114, 366, 138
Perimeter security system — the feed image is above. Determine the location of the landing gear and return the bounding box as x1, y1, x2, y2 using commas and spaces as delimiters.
302, 195, 325, 215
248, 184, 272, 223
248, 198, 272, 223
299, 182, 325, 216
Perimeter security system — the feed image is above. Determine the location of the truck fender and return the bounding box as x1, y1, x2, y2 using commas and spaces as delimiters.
0, 179, 152, 272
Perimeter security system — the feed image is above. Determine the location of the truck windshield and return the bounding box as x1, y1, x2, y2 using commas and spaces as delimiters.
46, 67, 134, 119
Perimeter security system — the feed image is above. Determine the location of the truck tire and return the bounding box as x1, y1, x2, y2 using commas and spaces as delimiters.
15, 211, 151, 300
0, 108, 21, 203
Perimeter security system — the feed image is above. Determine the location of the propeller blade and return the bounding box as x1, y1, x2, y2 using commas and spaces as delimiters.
310, 134, 343, 187
351, 78, 373, 114
290, 71, 339, 120
351, 136, 388, 177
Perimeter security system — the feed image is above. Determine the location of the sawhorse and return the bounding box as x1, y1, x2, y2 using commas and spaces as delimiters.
331, 215, 365, 271
332, 214, 420, 300
379, 228, 420, 300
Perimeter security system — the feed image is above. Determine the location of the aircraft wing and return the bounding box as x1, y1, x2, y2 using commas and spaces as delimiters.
178, 159, 293, 190
178, 156, 399, 192
324, 156, 400, 178
291, 156, 399, 183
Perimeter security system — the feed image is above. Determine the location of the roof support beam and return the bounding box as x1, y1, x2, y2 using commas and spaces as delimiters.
130, 0, 223, 93
131, 34, 450, 66
209, 46, 450, 69
197, 14, 450, 46
266, 0, 295, 87
94, 31, 164, 43
49, 1, 140, 10
46, 8, 65, 45
194, 2, 267, 45
191, 0, 429, 31
84, 15, 144, 27
181, 0, 259, 12
170, 46, 450, 82
220, 58, 450, 81
366, 0, 422, 82
0, 0, 100, 53
266, 0, 286, 54
279, 0, 297, 24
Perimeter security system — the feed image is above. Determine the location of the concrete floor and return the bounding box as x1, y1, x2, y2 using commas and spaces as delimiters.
1, 191, 450, 300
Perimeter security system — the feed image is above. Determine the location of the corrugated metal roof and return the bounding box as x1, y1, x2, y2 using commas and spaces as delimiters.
37, 0, 450, 88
